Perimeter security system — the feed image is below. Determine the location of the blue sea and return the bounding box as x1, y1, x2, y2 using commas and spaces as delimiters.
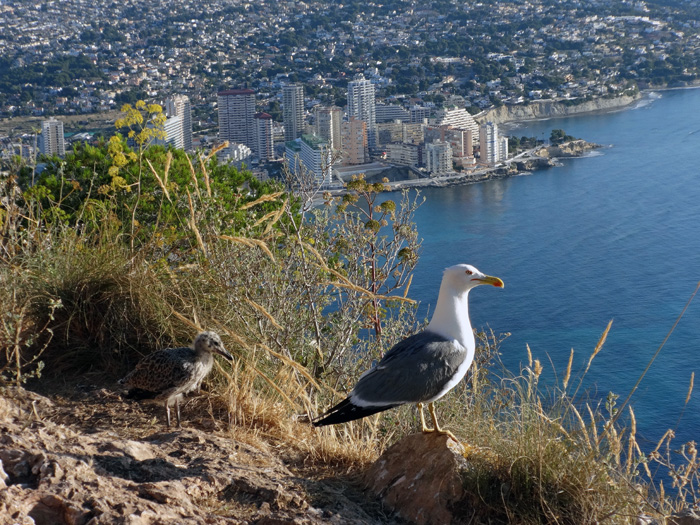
406, 89, 700, 449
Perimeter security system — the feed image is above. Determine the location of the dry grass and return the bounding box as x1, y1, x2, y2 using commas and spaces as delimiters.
3, 144, 700, 523
424, 322, 698, 524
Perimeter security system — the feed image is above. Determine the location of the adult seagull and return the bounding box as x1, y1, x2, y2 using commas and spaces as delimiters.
313, 264, 504, 439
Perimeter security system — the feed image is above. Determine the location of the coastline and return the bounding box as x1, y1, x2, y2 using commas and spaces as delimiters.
321, 90, 677, 202
324, 137, 603, 202
321, 140, 600, 204
493, 83, 700, 128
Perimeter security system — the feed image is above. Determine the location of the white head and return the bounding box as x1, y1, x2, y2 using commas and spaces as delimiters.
194, 331, 233, 360
426, 264, 504, 348
441, 264, 504, 295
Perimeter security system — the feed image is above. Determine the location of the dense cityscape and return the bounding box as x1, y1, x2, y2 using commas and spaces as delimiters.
2, 0, 700, 181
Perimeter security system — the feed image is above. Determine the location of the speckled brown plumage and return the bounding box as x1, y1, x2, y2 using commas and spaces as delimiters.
119, 331, 232, 427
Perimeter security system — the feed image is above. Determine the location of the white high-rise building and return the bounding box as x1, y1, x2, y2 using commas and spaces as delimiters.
165, 95, 192, 151
314, 106, 342, 152
218, 89, 256, 152
425, 141, 453, 175
285, 134, 333, 186
159, 115, 184, 150
434, 107, 480, 145
39, 118, 65, 157
283, 84, 304, 142
499, 136, 509, 163
254, 112, 274, 161
479, 121, 507, 165
347, 74, 377, 151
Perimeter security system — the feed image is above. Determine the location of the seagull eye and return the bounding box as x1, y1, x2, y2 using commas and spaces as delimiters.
465, 269, 473, 275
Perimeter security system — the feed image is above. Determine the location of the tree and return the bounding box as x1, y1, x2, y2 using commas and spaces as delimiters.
26, 102, 283, 250
330, 176, 421, 341
550, 129, 577, 145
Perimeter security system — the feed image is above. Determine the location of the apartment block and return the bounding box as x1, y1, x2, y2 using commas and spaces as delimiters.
165, 94, 192, 151
340, 116, 368, 165
347, 74, 377, 151
283, 84, 304, 142
285, 134, 333, 186
425, 141, 453, 175
386, 142, 420, 167
254, 112, 274, 161
479, 121, 507, 165
39, 118, 65, 157
314, 106, 342, 152
434, 107, 480, 145
218, 89, 256, 152
375, 103, 410, 123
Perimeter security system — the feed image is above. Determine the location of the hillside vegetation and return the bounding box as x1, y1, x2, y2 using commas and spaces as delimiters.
1, 103, 699, 524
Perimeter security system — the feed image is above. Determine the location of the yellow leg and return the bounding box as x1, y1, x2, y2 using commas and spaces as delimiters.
428, 402, 458, 442
418, 403, 430, 432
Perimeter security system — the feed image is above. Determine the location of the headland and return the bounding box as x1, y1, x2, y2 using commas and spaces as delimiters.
329, 138, 602, 199
326, 94, 642, 198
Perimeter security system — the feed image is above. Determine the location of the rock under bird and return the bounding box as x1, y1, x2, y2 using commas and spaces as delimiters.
313, 264, 504, 439
119, 331, 233, 427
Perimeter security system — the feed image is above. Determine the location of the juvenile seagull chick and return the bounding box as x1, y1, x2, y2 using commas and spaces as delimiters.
313, 264, 503, 440
119, 331, 233, 427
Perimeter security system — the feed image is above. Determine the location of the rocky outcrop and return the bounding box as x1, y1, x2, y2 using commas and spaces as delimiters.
537, 139, 602, 158
480, 94, 641, 124
363, 431, 700, 525
364, 433, 471, 525
511, 157, 557, 172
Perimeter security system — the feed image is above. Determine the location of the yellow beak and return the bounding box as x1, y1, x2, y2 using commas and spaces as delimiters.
473, 275, 504, 288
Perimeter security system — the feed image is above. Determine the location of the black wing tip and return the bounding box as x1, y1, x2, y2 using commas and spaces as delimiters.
312, 398, 397, 427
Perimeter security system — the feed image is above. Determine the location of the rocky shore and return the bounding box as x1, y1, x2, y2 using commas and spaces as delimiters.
478, 93, 642, 125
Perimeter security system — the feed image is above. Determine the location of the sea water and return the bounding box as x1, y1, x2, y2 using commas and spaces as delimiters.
404, 88, 700, 449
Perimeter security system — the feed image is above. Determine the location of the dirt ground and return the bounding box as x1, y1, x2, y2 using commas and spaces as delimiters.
0, 384, 404, 524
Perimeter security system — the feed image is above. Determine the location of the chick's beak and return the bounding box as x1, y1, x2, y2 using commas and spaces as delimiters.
216, 347, 234, 361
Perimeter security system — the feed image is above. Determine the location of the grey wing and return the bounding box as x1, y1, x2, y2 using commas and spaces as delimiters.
352, 331, 467, 405
122, 347, 196, 394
